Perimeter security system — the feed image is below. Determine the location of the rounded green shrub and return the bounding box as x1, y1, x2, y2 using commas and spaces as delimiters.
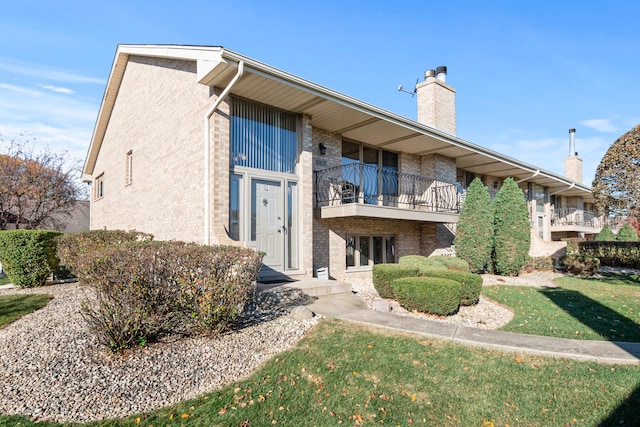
421, 268, 482, 306
398, 255, 447, 271
392, 276, 461, 316
560, 254, 600, 276
372, 264, 420, 299
0, 230, 62, 288
429, 256, 470, 272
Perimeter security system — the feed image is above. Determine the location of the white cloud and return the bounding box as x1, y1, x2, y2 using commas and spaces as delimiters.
580, 119, 617, 133
0, 56, 105, 85
0, 82, 42, 97
39, 84, 75, 94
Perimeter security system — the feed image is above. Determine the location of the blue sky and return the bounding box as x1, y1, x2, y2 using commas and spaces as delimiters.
1, 0, 638, 185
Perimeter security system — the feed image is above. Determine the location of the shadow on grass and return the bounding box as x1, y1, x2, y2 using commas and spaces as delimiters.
538, 287, 640, 342
539, 286, 640, 425
598, 384, 640, 426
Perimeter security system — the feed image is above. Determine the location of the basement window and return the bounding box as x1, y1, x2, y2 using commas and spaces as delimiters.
346, 235, 396, 268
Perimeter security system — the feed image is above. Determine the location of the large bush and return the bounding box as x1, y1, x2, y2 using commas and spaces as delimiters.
616, 223, 639, 241
429, 256, 470, 272
392, 276, 461, 316
560, 254, 600, 276
57, 229, 153, 282
579, 241, 640, 269
492, 178, 531, 276
372, 264, 420, 299
421, 268, 482, 306
0, 230, 62, 288
76, 240, 262, 351
595, 226, 616, 242
454, 178, 494, 272
398, 255, 447, 272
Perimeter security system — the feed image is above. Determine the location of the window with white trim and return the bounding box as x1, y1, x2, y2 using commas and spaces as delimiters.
346, 235, 396, 268
94, 174, 104, 200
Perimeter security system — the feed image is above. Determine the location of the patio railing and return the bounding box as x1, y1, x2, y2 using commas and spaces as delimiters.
551, 208, 614, 229
314, 163, 461, 213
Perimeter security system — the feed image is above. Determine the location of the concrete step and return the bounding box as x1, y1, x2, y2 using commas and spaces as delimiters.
257, 278, 352, 297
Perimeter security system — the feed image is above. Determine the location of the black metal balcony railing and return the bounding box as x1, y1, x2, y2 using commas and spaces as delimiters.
551, 208, 613, 229
314, 163, 461, 213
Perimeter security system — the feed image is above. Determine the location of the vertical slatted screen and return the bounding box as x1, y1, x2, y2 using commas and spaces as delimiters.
231, 98, 298, 173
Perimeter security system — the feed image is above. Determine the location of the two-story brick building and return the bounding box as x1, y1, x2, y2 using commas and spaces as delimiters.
83, 45, 602, 282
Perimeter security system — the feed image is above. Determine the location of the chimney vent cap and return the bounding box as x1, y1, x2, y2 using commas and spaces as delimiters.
425, 69, 436, 79
569, 128, 576, 133
435, 66, 447, 74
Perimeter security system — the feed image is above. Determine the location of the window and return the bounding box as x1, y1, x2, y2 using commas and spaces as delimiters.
231, 97, 298, 173
229, 173, 242, 241
125, 150, 133, 185
341, 141, 398, 205
94, 174, 104, 200
346, 235, 395, 268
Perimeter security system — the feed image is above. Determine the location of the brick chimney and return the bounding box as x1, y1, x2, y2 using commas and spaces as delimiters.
415, 66, 456, 135
564, 128, 583, 183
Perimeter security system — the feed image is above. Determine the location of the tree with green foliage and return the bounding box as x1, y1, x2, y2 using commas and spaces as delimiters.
454, 178, 493, 272
592, 125, 640, 227
595, 225, 616, 241
616, 223, 639, 241
492, 177, 530, 276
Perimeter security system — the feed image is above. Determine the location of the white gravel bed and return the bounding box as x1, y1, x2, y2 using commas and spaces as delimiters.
0, 283, 318, 423
350, 270, 569, 330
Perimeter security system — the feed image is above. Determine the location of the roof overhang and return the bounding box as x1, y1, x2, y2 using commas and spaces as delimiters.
83, 44, 593, 202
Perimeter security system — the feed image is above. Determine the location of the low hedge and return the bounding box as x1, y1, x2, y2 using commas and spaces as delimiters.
578, 241, 640, 269
77, 240, 263, 351
372, 264, 420, 299
56, 229, 153, 282
392, 276, 461, 316
421, 268, 482, 306
0, 230, 62, 288
560, 254, 600, 276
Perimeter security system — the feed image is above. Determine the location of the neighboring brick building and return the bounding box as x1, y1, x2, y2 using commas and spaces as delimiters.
84, 45, 602, 281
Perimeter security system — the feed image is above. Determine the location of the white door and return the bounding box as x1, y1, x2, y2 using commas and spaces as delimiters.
252, 179, 283, 270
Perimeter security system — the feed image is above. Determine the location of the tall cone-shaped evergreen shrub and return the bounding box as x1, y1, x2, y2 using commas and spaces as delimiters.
595, 225, 616, 241
492, 177, 530, 276
617, 223, 639, 241
454, 178, 493, 272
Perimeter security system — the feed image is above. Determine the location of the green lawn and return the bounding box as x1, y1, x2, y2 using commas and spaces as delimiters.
482, 272, 640, 341
1, 319, 639, 427
0, 293, 53, 329
0, 276, 12, 286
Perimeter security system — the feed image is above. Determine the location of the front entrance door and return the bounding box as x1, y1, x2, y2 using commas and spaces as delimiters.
252, 179, 283, 270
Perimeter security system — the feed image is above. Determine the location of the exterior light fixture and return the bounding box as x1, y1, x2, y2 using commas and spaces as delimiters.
319, 143, 327, 155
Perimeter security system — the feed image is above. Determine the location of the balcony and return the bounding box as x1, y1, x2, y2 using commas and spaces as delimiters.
314, 164, 461, 223
550, 208, 613, 234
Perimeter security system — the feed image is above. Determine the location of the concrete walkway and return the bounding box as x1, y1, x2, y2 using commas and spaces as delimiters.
306, 291, 640, 365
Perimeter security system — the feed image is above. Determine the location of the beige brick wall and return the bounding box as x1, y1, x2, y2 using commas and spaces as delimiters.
90, 56, 211, 242
415, 77, 456, 135
564, 156, 583, 183
313, 217, 423, 282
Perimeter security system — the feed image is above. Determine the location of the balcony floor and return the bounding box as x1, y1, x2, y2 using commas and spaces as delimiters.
314, 203, 459, 223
